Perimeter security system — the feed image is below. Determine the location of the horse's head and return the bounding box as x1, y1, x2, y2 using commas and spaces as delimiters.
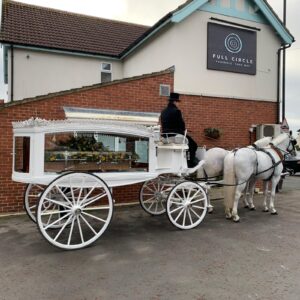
271, 132, 296, 156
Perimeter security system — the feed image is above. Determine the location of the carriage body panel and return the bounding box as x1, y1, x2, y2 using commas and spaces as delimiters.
12, 117, 189, 187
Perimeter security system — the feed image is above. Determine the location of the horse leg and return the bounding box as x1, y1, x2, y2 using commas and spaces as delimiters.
207, 193, 214, 214
232, 183, 247, 222
243, 182, 250, 208
269, 176, 281, 215
262, 181, 270, 212
246, 179, 256, 210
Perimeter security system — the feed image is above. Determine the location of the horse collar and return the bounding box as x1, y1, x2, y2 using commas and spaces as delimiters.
270, 144, 284, 161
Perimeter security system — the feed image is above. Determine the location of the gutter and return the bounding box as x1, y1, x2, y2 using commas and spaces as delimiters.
10, 44, 14, 102
277, 43, 291, 123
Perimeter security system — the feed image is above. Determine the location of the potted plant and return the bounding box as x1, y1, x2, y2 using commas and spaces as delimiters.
204, 127, 222, 139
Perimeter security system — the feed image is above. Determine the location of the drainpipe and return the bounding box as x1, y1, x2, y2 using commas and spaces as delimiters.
10, 45, 14, 102
277, 43, 291, 124
282, 0, 287, 122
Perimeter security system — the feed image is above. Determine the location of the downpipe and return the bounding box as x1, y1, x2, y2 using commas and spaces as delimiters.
277, 43, 291, 123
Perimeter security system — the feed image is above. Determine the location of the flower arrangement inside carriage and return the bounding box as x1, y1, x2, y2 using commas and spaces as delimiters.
44, 131, 146, 173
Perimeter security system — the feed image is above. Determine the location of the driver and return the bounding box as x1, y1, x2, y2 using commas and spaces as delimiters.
160, 92, 198, 168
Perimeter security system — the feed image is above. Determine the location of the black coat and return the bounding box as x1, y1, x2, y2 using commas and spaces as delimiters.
161, 102, 186, 135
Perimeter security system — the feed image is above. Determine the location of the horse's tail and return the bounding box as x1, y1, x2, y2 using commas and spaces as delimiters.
223, 152, 236, 215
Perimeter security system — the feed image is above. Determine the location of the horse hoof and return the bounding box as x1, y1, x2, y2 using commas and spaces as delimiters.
262, 208, 269, 212
208, 207, 214, 214
244, 205, 249, 209
232, 216, 240, 222
271, 211, 278, 215
250, 207, 256, 211
226, 215, 232, 220
208, 210, 213, 214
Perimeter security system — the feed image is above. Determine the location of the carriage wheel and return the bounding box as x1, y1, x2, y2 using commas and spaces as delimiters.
139, 176, 171, 215
37, 172, 113, 250
24, 183, 45, 223
166, 181, 208, 230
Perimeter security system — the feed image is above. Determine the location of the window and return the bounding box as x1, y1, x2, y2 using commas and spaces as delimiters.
101, 62, 112, 83
14, 136, 30, 173
44, 132, 149, 173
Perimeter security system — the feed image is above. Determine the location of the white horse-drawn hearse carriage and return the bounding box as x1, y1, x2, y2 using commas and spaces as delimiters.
12, 107, 208, 250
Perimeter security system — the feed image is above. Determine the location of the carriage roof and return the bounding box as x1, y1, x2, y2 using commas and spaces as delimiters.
12, 107, 161, 138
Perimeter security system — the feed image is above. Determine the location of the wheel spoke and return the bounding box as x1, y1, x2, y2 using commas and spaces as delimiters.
54, 215, 73, 241
174, 191, 184, 201
187, 208, 193, 225
79, 183, 98, 205
155, 201, 158, 213
44, 197, 72, 209
75, 177, 85, 205
143, 196, 156, 203
36, 185, 44, 191
188, 189, 202, 202
55, 185, 73, 206
190, 197, 206, 204
81, 192, 107, 208
29, 204, 37, 210
192, 205, 205, 210
147, 200, 155, 211
41, 209, 71, 216
81, 211, 106, 223
80, 214, 97, 235
170, 204, 184, 214
67, 218, 76, 246
28, 194, 39, 198
69, 178, 76, 204
190, 207, 201, 219
44, 212, 72, 230
174, 207, 185, 222
182, 209, 187, 226
181, 187, 187, 200
76, 216, 84, 243
144, 185, 156, 193
83, 206, 110, 211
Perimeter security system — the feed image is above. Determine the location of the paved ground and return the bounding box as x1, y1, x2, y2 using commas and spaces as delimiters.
0, 176, 300, 300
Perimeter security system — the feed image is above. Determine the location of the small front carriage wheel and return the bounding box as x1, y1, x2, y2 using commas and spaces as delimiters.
24, 183, 45, 223
166, 181, 208, 230
37, 172, 113, 250
139, 176, 171, 216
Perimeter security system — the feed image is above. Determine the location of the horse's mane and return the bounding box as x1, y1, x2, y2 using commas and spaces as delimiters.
254, 136, 272, 148
271, 133, 288, 146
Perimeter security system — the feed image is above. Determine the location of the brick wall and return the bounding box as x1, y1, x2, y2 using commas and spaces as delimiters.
0, 71, 277, 213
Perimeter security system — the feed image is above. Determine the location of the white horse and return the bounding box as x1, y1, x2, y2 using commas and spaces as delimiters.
196, 137, 272, 213
223, 133, 295, 222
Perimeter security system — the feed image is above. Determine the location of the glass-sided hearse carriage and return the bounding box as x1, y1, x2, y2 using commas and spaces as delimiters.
12, 108, 208, 250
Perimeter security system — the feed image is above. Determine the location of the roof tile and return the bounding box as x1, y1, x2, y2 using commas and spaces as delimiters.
0, 0, 149, 57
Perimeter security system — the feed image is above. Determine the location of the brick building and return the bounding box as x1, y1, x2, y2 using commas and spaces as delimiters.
0, 0, 295, 213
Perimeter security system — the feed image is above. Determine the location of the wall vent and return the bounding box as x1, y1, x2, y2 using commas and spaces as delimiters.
159, 84, 170, 97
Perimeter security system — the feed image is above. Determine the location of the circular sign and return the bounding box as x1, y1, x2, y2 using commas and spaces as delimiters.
224, 33, 243, 53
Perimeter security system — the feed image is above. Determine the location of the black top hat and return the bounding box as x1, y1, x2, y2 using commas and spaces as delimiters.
169, 92, 180, 102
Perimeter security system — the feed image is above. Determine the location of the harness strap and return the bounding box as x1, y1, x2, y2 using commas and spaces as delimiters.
255, 147, 283, 181
270, 144, 284, 161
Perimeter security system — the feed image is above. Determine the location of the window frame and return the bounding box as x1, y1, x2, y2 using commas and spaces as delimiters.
101, 62, 113, 83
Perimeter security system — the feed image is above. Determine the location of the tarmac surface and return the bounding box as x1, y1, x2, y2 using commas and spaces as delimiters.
0, 175, 300, 300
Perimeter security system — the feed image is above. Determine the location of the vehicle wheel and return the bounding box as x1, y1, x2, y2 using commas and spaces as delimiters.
37, 172, 113, 250
166, 181, 207, 230
24, 184, 45, 223
139, 176, 171, 215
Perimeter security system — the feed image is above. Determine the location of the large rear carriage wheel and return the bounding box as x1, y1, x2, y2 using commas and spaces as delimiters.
166, 181, 207, 230
37, 172, 113, 250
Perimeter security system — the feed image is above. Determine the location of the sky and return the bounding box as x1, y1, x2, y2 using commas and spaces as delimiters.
0, 0, 299, 133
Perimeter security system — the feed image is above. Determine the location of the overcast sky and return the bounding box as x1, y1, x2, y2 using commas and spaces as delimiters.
0, 0, 299, 133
